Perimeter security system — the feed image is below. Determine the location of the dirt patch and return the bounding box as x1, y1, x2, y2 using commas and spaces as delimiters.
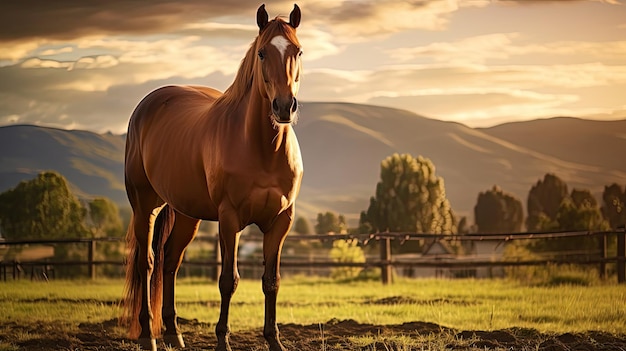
365, 295, 476, 306
0, 318, 625, 350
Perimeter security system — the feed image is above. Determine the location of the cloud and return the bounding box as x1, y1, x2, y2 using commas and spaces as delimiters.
0, 0, 275, 42
312, 0, 463, 40
0, 40, 42, 63
0, 0, 624, 132
299, 61, 626, 126
389, 33, 626, 64
501, 0, 622, 4
390, 33, 521, 64
367, 88, 579, 125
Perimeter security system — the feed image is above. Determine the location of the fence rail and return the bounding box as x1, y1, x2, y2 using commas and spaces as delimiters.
1, 228, 625, 284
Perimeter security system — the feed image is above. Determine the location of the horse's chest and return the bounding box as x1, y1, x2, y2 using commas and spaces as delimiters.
228, 178, 296, 225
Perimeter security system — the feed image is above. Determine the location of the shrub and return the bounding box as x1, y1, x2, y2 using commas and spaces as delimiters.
329, 239, 365, 280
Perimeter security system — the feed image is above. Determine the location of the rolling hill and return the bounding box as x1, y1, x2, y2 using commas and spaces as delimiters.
0, 125, 126, 204
2, 102, 625, 226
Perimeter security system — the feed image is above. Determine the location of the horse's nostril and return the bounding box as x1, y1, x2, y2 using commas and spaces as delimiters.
272, 98, 279, 113
291, 97, 298, 113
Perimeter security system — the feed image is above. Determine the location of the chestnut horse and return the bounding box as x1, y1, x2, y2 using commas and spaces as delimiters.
122, 4, 303, 351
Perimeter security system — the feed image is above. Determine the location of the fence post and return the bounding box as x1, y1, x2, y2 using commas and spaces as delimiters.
380, 236, 392, 285
13, 260, 20, 280
88, 240, 96, 280
599, 233, 607, 280
618, 228, 626, 284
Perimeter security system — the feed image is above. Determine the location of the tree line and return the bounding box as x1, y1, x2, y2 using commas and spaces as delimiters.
2, 155, 624, 241
0, 171, 125, 241
0, 171, 126, 276
307, 153, 625, 235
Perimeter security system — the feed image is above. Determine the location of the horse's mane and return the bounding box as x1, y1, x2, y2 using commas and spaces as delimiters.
212, 17, 299, 113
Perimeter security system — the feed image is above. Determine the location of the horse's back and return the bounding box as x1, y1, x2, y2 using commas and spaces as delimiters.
128, 85, 220, 131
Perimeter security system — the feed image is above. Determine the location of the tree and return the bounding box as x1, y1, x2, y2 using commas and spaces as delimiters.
531, 188, 609, 256
0, 172, 87, 240
88, 197, 124, 237
293, 216, 312, 234
315, 212, 346, 234
474, 185, 524, 233
601, 183, 626, 229
526, 173, 568, 231
556, 189, 609, 232
360, 153, 456, 234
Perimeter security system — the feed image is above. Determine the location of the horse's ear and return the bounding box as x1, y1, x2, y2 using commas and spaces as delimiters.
289, 4, 301, 29
257, 4, 269, 32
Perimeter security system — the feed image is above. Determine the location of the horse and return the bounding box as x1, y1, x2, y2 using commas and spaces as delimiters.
121, 4, 303, 351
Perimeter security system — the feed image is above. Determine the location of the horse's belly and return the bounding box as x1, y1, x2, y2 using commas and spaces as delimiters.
173, 198, 219, 221
155, 181, 218, 220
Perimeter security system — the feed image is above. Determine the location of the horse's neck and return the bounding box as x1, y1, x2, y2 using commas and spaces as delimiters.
244, 90, 294, 159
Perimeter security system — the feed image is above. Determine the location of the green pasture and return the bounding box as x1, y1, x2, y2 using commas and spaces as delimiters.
1, 277, 624, 335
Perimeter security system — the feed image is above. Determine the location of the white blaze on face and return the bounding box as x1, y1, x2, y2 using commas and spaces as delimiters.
270, 35, 290, 60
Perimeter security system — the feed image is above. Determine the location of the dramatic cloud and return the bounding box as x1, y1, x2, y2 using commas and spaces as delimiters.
0, 1, 271, 42
320, 0, 460, 37
0, 0, 624, 131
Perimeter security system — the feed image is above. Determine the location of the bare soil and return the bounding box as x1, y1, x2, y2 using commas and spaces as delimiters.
1, 317, 625, 351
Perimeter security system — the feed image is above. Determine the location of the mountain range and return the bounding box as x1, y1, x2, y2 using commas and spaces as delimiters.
2, 102, 625, 226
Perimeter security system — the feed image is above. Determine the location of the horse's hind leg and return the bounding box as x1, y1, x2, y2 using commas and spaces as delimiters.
124, 174, 164, 351
162, 212, 200, 348
133, 205, 162, 351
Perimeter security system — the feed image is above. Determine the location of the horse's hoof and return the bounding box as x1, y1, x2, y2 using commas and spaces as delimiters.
137, 338, 157, 351
267, 339, 287, 351
164, 333, 185, 348
215, 339, 232, 351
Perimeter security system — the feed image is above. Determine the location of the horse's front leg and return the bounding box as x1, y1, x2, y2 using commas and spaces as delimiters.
262, 208, 294, 351
215, 215, 242, 351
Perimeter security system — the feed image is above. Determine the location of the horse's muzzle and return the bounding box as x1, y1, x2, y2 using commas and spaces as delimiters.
272, 97, 298, 124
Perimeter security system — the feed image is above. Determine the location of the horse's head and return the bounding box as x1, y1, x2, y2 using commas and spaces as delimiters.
255, 4, 302, 125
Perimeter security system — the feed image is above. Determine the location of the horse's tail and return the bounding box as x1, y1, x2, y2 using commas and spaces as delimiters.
121, 205, 174, 339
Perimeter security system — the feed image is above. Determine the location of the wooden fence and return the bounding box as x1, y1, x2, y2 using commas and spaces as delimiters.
1, 229, 625, 284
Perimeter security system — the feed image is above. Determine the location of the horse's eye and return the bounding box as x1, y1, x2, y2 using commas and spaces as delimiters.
298, 50, 303, 57
258, 51, 265, 61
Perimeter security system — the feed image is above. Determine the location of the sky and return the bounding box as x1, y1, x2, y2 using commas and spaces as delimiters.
0, 0, 625, 133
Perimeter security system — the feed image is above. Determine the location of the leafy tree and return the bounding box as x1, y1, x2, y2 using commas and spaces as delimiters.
315, 212, 346, 234
88, 197, 123, 237
360, 153, 455, 234
601, 183, 626, 229
556, 189, 609, 232
526, 173, 568, 231
356, 211, 374, 234
531, 188, 609, 257
474, 185, 524, 233
293, 216, 312, 234
0, 171, 87, 240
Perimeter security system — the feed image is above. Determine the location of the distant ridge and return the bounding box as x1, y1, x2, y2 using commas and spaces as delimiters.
2, 104, 625, 225
0, 124, 126, 203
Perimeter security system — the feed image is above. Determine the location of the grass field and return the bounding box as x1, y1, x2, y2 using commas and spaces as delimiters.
1, 277, 625, 350
1, 277, 625, 333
